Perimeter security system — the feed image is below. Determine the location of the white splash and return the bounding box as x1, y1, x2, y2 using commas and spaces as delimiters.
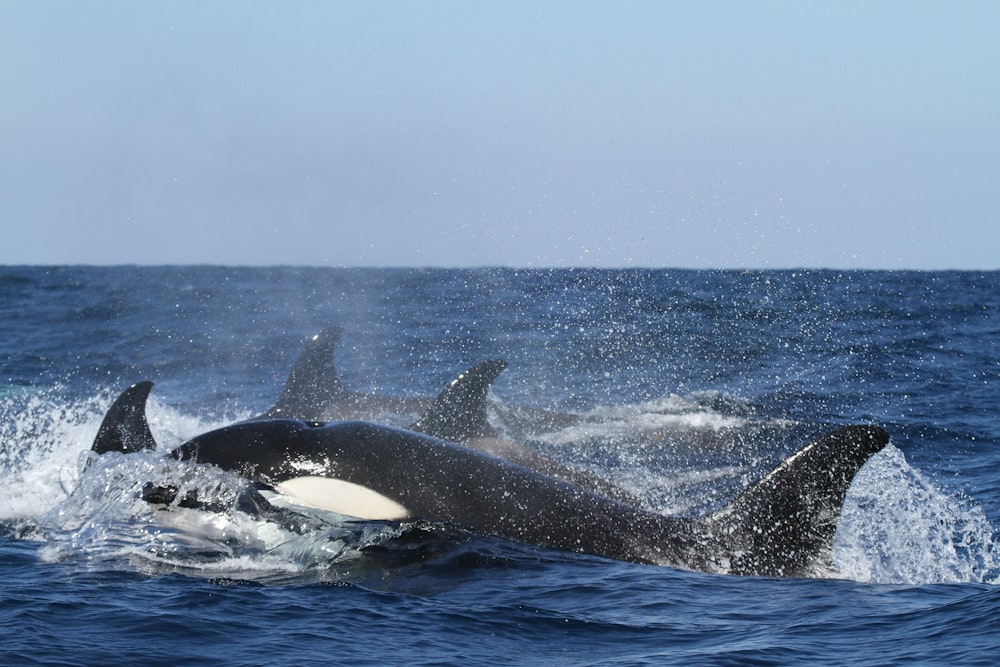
834, 444, 1000, 585
0, 386, 228, 521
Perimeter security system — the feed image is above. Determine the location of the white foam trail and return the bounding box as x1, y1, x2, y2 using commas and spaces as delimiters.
534, 398, 749, 446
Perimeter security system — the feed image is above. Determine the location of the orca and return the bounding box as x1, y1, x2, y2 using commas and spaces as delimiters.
260, 329, 638, 502
261, 327, 582, 436
409, 358, 641, 504
259, 327, 432, 421
91, 382, 890, 577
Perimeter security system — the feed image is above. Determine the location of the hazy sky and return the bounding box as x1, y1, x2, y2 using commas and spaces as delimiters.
2, 2, 997, 269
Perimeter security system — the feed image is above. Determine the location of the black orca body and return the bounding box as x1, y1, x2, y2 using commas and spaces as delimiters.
409, 358, 642, 504
93, 383, 889, 577
263, 329, 636, 502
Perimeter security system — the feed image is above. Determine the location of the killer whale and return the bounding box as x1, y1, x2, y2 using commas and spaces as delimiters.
261, 327, 582, 436
409, 358, 641, 504
260, 329, 638, 502
259, 327, 432, 421
92, 382, 890, 577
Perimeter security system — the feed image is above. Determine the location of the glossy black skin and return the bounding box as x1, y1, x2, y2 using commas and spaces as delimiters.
92, 382, 890, 576
172, 418, 889, 576
174, 419, 700, 567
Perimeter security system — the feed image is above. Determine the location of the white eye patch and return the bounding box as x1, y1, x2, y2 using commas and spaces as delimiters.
274, 476, 410, 521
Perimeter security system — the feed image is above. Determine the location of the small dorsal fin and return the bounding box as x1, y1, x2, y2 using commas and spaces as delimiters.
92, 381, 159, 454
410, 359, 508, 443
709, 424, 890, 576
262, 327, 346, 419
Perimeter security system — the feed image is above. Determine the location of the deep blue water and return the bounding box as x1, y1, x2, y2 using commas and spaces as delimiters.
1, 266, 998, 665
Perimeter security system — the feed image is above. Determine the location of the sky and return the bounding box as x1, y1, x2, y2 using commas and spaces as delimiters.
1, 1, 997, 269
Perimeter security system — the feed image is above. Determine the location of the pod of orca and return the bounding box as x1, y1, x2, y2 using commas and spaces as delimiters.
89, 328, 890, 577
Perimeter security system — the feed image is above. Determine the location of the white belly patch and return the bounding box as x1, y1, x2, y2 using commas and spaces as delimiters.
274, 476, 410, 521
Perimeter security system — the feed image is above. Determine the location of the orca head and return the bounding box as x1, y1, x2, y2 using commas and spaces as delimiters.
173, 418, 416, 521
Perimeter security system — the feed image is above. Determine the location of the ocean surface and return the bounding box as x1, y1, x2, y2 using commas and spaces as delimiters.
1, 266, 998, 665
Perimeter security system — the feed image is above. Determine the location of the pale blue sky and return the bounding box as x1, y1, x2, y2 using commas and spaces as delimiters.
1, 2, 997, 268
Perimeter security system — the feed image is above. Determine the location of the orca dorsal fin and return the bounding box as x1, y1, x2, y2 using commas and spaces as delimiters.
410, 359, 508, 443
262, 327, 346, 419
91, 381, 159, 454
709, 424, 890, 576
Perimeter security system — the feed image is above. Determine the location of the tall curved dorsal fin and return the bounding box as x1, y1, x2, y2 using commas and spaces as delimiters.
410, 359, 508, 443
263, 327, 346, 419
91, 381, 159, 454
709, 424, 890, 576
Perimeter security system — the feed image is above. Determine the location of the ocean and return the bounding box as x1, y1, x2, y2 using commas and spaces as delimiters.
1, 266, 998, 665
